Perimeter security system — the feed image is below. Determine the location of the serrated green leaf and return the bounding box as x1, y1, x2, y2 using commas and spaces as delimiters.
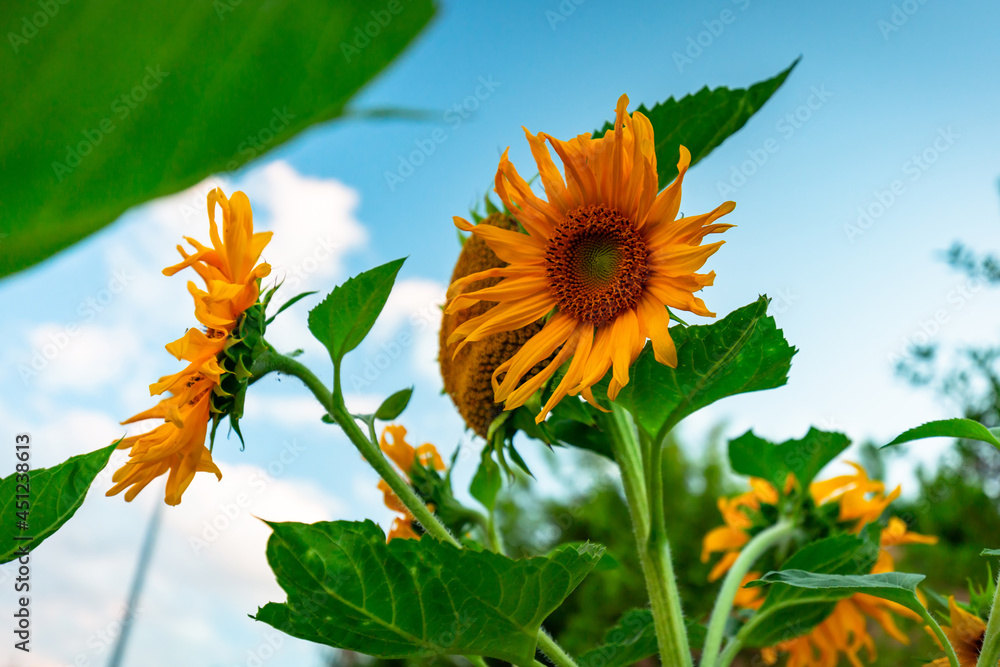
740, 529, 881, 647
747, 570, 927, 622
374, 387, 413, 421
883, 418, 1000, 451
0, 1, 434, 279
612, 296, 795, 443
595, 60, 798, 190
308, 258, 405, 363
728, 428, 849, 490
253, 520, 602, 662
578, 609, 707, 667
1, 442, 118, 563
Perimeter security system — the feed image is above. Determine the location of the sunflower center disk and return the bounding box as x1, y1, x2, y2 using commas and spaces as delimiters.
546, 205, 649, 326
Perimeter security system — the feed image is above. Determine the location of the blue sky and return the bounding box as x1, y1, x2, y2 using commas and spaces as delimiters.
2, 1, 1000, 665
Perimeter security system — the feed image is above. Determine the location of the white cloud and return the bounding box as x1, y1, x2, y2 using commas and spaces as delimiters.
366, 277, 447, 385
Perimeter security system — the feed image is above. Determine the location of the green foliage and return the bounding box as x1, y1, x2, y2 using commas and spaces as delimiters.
884, 418, 1000, 452
374, 387, 414, 421
308, 259, 405, 364
740, 529, 881, 647
254, 520, 603, 662
612, 296, 795, 443
469, 449, 502, 511
595, 60, 799, 189
0, 0, 434, 279
728, 428, 850, 490
747, 570, 927, 617
0, 442, 118, 563
578, 609, 657, 667
265, 290, 318, 325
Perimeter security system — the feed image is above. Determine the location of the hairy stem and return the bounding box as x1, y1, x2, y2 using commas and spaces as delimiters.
976, 567, 1000, 667
605, 404, 692, 667
253, 347, 580, 667
700, 520, 796, 667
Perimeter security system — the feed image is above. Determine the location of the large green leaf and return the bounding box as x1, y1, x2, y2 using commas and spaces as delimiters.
254, 520, 602, 662
747, 570, 926, 611
0, 0, 434, 279
0, 442, 118, 563
308, 258, 405, 363
739, 529, 881, 648
596, 60, 798, 189
883, 418, 1000, 452
612, 296, 795, 443
728, 428, 850, 490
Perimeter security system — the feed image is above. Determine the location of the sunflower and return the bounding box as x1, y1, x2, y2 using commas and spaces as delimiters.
444, 94, 735, 422
703, 464, 938, 667
107, 188, 272, 506
440, 212, 548, 437
926, 596, 991, 666
378, 425, 445, 541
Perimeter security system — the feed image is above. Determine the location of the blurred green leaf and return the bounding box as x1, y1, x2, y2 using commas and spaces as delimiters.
595, 59, 799, 189
308, 258, 404, 363
0, 0, 434, 278
883, 418, 1000, 451
254, 520, 602, 661
740, 528, 881, 647
1, 442, 117, 563
612, 296, 795, 443
728, 428, 849, 490
374, 387, 413, 421
578, 609, 707, 667
470, 450, 502, 511
747, 570, 927, 623
982, 548, 1000, 556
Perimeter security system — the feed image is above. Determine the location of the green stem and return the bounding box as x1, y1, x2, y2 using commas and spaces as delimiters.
252, 349, 459, 547
254, 347, 580, 667
979, 568, 1000, 667
716, 636, 742, 667
537, 630, 580, 667
920, 605, 961, 667
605, 404, 692, 667
699, 520, 796, 667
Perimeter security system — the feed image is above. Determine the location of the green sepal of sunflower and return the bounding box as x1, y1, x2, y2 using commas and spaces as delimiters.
408, 447, 482, 538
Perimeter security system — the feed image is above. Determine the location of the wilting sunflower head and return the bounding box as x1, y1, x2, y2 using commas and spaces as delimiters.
445, 94, 735, 423
440, 212, 548, 438
378, 425, 446, 541
925, 596, 988, 667
703, 465, 938, 667
107, 188, 272, 506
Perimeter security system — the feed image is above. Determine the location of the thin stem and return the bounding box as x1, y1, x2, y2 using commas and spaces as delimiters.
716, 636, 742, 667
536, 630, 581, 667
979, 567, 1000, 667
253, 349, 460, 547
605, 404, 692, 667
254, 347, 581, 667
700, 520, 796, 667
921, 605, 961, 667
